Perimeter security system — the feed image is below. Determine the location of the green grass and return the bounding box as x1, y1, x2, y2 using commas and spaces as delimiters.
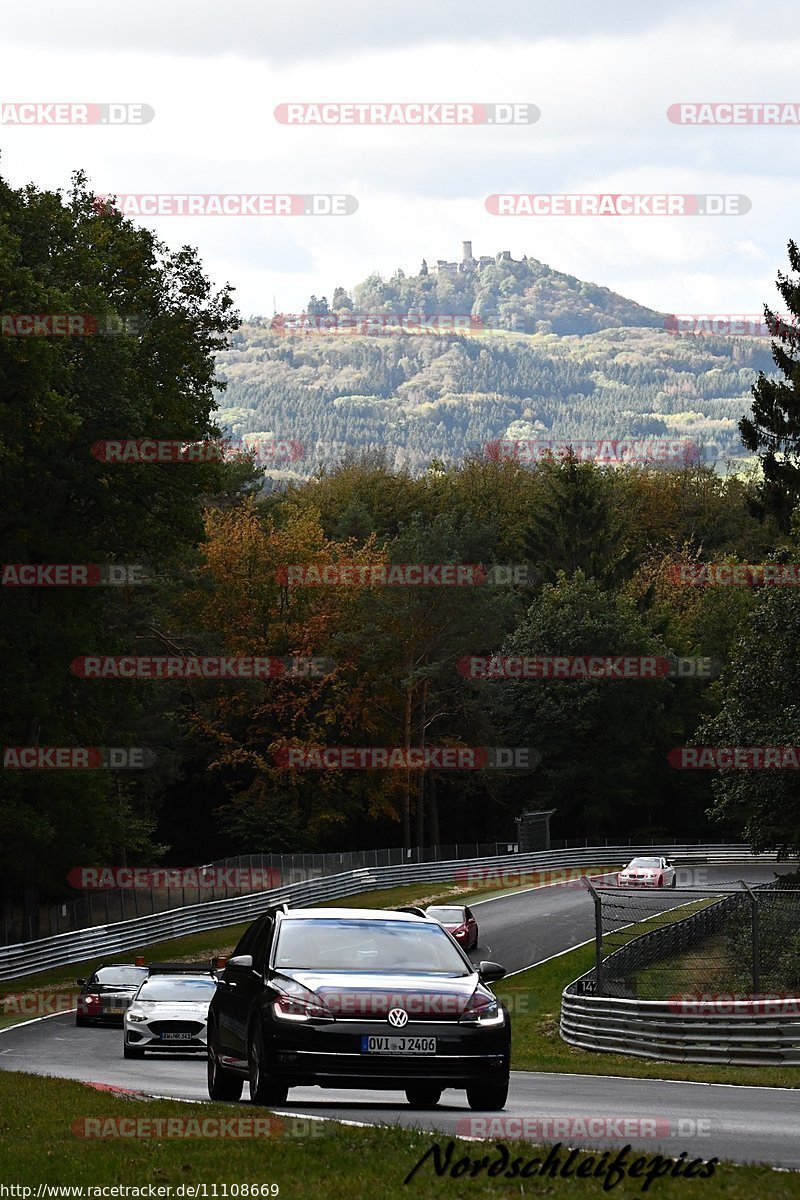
0, 1071, 797, 1196
632, 930, 735, 1000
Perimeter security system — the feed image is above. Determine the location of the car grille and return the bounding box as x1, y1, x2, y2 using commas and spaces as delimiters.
332, 1013, 462, 1024
289, 1052, 502, 1078
148, 1021, 204, 1036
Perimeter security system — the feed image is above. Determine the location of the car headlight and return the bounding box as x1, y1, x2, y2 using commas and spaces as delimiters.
127, 1013, 146, 1022
272, 979, 334, 1023
459, 991, 505, 1026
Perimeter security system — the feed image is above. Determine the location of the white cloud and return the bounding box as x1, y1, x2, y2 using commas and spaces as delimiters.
1, 5, 798, 315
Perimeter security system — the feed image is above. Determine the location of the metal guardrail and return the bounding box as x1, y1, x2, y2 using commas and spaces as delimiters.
561, 882, 800, 1065
0, 844, 779, 982
34, 841, 524, 944
29, 835, 724, 944
560, 992, 800, 1066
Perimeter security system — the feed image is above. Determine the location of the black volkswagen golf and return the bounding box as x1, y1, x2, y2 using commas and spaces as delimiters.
207, 906, 510, 1110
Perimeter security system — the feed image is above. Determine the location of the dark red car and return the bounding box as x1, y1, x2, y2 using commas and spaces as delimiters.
75, 964, 148, 1026
424, 904, 478, 951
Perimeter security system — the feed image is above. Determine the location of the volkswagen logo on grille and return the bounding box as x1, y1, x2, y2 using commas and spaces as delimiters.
388, 1008, 409, 1028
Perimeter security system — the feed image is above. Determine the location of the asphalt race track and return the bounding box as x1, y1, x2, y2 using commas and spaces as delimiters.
2, 864, 798, 1169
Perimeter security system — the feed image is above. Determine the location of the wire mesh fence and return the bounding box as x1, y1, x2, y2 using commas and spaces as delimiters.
581, 877, 800, 1004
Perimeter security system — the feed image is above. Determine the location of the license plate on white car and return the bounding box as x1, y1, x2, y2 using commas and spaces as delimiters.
361, 1036, 435, 1055
160, 1032, 192, 1041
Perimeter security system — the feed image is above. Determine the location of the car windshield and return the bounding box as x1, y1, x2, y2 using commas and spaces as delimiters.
134, 977, 217, 1002
629, 858, 661, 868
274, 918, 472, 973
426, 907, 466, 924
93, 967, 148, 985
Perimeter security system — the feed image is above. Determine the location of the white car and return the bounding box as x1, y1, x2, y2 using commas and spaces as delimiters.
123, 971, 217, 1058
617, 856, 676, 888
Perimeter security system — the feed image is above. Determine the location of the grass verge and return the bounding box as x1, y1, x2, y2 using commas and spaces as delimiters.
0, 1071, 797, 1196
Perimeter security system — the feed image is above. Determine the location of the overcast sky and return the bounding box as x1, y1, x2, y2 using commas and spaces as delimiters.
2, 0, 798, 317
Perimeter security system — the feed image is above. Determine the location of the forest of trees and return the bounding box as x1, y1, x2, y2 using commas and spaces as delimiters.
217, 317, 771, 477
303, 251, 667, 335
3, 170, 800, 929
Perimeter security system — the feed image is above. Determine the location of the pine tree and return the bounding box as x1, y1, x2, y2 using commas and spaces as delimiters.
523, 455, 637, 587
740, 241, 800, 530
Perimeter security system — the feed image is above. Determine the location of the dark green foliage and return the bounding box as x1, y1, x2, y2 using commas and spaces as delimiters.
740, 240, 800, 530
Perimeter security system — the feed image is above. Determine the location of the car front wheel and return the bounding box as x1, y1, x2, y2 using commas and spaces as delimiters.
207, 1023, 244, 1101
123, 1042, 144, 1059
405, 1085, 443, 1108
671, 876, 677, 888
465, 1077, 509, 1111
248, 1023, 288, 1106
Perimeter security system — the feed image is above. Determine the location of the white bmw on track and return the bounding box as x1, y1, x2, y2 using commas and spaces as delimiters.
617, 856, 676, 888
123, 971, 216, 1058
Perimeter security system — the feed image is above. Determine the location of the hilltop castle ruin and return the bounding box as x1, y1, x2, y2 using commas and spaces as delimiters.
431, 242, 516, 276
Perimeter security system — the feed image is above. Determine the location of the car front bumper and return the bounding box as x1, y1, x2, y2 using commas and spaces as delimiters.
125, 1024, 208, 1052
260, 1015, 510, 1088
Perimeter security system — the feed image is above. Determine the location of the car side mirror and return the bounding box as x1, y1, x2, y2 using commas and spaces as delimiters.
227, 954, 254, 970
76, 979, 86, 987
477, 961, 506, 983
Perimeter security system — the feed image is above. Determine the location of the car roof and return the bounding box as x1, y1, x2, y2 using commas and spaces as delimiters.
139, 973, 215, 984
278, 907, 431, 922
96, 963, 147, 970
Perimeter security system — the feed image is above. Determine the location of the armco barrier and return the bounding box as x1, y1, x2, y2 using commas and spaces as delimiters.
0, 844, 779, 981
30, 836, 764, 943
38, 840, 523, 942
560, 990, 800, 1066
561, 882, 800, 1065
